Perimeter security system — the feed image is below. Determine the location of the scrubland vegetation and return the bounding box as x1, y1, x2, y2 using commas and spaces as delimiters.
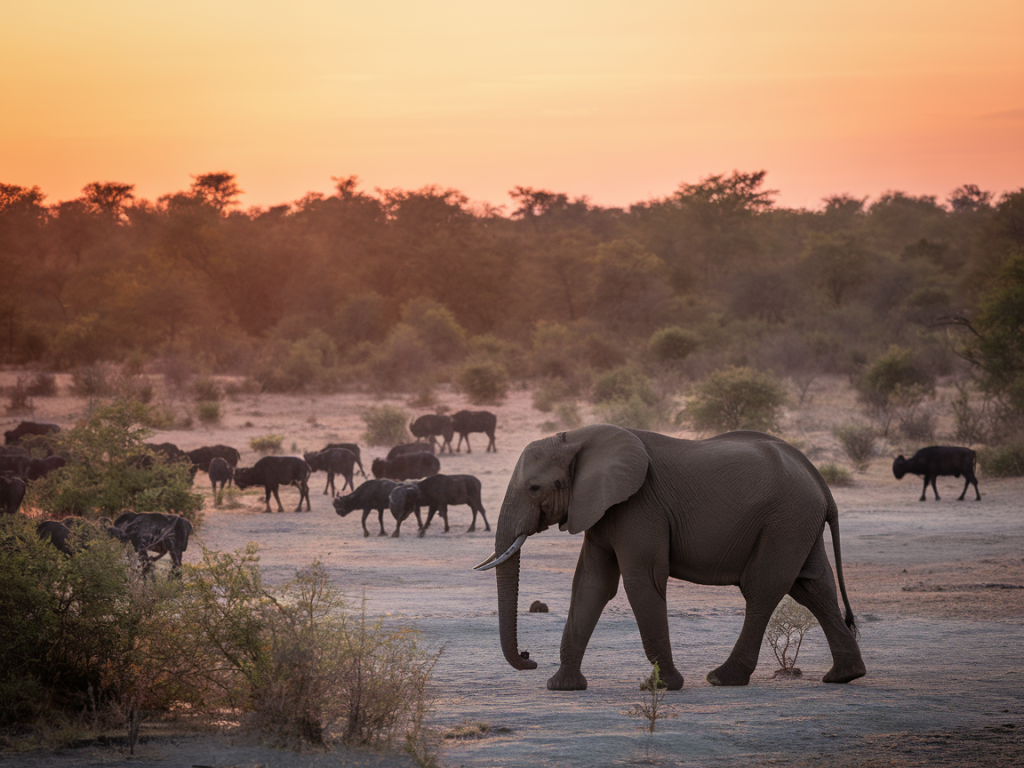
2, 171, 1021, 469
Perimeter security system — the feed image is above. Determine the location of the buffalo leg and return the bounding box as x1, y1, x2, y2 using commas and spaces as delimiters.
376, 508, 387, 536
271, 485, 285, 512
360, 510, 371, 537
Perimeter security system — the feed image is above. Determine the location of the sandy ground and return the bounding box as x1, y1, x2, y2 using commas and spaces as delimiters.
2, 375, 1023, 767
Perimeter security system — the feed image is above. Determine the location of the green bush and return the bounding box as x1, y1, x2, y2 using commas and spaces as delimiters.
596, 394, 660, 431
0, 533, 440, 752
361, 405, 411, 446
649, 326, 700, 362
456, 360, 509, 405
591, 365, 657, 406
196, 400, 220, 425
833, 423, 877, 472
681, 366, 786, 433
29, 399, 203, 524
532, 376, 582, 413
978, 440, 1024, 477
193, 377, 222, 401
856, 345, 934, 409
817, 462, 854, 487
366, 325, 434, 393
250, 434, 284, 454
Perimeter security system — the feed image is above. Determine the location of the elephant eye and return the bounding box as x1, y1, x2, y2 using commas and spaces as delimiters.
529, 484, 540, 493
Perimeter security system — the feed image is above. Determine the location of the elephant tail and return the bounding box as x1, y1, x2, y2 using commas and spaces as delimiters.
826, 499, 858, 639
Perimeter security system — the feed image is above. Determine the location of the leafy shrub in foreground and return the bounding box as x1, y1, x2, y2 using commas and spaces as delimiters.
29, 399, 203, 524
0, 533, 441, 754
681, 366, 786, 433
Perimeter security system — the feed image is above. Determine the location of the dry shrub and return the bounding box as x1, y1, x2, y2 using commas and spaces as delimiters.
455, 360, 508, 405
765, 596, 818, 677
361, 405, 411, 447
196, 400, 220, 425
624, 663, 676, 734
180, 548, 441, 749
833, 423, 876, 472
817, 462, 853, 487
250, 434, 283, 454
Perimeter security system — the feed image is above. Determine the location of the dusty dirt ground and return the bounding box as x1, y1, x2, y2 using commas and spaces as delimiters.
2, 374, 1023, 767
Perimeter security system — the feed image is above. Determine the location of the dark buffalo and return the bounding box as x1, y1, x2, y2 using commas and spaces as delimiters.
893, 446, 981, 501
187, 445, 242, 473
146, 442, 188, 462
4, 421, 60, 445
371, 452, 441, 482
387, 441, 436, 459
36, 519, 75, 555
1, 474, 27, 515
410, 414, 454, 453
334, 479, 398, 537
208, 457, 234, 496
451, 410, 497, 453
387, 482, 426, 538
36, 516, 116, 555
323, 442, 366, 478
26, 455, 66, 481
113, 511, 194, 572
416, 473, 489, 536
304, 447, 357, 496
234, 456, 312, 512
0, 452, 31, 478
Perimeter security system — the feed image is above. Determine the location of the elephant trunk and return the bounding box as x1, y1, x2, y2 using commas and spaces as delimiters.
496, 550, 538, 670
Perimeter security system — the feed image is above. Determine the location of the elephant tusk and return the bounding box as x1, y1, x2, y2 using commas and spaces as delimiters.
473, 534, 527, 571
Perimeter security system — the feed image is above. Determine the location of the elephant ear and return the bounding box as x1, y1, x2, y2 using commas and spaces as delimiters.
562, 424, 649, 534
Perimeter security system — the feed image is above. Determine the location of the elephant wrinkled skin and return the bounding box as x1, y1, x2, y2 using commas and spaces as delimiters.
476, 425, 865, 691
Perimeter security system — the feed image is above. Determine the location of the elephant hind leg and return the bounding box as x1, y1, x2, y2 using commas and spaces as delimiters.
788, 539, 865, 684
709, 546, 798, 686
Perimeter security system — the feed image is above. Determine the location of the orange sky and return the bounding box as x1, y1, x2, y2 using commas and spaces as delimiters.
2, 0, 1022, 211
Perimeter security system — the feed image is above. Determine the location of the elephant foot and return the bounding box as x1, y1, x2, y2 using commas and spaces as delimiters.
823, 657, 866, 684
655, 667, 684, 691
547, 665, 587, 691
706, 662, 751, 687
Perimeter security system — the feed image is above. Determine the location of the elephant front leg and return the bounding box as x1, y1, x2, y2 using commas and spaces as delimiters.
548, 541, 620, 691
621, 573, 684, 690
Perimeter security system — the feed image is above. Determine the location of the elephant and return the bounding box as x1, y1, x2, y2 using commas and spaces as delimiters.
475, 425, 865, 691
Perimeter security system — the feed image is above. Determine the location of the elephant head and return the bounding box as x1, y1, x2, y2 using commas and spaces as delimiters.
475, 424, 649, 671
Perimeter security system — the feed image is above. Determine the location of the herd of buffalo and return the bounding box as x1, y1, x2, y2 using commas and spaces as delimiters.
0, 409, 503, 573
1, 406, 983, 576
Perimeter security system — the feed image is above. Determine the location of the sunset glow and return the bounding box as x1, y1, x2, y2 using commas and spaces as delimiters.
2, 0, 1022, 209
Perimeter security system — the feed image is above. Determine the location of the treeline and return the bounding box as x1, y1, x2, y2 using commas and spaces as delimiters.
0, 171, 1021, 415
